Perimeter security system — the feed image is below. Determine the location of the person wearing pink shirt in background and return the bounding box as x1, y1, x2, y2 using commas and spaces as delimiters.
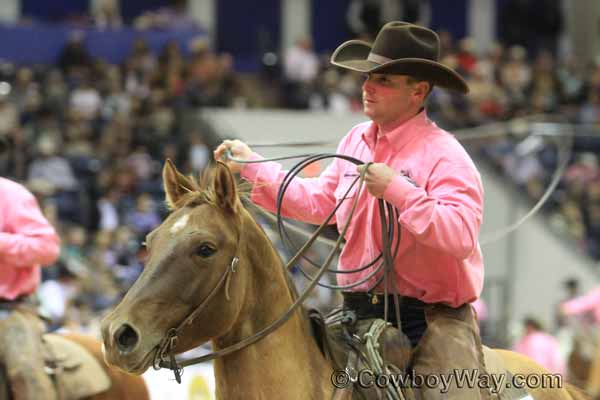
0, 136, 61, 399
216, 22, 488, 399
562, 286, 600, 324
513, 318, 566, 375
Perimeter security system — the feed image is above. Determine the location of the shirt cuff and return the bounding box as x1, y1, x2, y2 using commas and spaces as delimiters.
382, 174, 417, 211
239, 152, 265, 182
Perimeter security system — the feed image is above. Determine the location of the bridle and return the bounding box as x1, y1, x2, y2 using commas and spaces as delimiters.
154, 154, 404, 383
152, 256, 239, 382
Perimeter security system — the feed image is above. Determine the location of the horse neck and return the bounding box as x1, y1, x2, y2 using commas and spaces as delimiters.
212, 211, 332, 399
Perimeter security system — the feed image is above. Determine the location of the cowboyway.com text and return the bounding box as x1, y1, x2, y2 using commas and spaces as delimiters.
330, 368, 562, 394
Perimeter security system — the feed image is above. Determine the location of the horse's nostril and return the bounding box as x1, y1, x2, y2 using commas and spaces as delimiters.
114, 324, 139, 354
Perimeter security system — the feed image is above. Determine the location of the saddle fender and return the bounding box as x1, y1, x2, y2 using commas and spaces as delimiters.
43, 334, 111, 400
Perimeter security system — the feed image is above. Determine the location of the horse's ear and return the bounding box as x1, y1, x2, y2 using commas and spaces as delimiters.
162, 159, 195, 209
213, 161, 238, 212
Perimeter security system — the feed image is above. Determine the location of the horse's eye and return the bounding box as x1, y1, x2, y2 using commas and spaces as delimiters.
195, 244, 216, 258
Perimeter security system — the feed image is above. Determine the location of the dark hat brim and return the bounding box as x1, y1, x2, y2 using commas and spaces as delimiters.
330, 40, 469, 94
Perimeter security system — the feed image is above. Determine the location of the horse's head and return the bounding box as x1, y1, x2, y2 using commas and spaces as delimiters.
101, 160, 253, 374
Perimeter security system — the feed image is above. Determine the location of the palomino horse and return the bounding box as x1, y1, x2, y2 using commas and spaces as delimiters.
101, 161, 590, 399
0, 332, 150, 400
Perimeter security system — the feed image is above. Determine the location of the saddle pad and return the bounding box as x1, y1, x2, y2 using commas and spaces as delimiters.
43, 334, 111, 400
482, 346, 532, 400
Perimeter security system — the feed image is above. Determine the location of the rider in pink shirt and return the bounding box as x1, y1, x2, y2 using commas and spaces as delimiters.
1, 172, 60, 399
0, 177, 60, 300
216, 22, 487, 399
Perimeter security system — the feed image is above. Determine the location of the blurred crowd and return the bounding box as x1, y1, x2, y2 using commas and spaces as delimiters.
25, 0, 199, 31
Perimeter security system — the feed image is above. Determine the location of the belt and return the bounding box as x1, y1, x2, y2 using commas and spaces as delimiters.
342, 291, 426, 308
0, 295, 35, 309
342, 291, 427, 322
0, 296, 23, 304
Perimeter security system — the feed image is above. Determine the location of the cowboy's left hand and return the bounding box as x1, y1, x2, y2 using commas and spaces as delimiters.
357, 163, 398, 198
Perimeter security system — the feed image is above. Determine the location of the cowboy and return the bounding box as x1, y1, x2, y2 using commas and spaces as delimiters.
215, 21, 486, 399
0, 134, 61, 400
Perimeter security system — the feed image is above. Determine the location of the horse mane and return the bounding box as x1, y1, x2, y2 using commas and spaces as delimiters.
239, 197, 301, 302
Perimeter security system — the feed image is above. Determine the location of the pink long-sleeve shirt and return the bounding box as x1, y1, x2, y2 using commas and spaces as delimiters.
241, 111, 484, 307
562, 287, 600, 323
0, 177, 60, 300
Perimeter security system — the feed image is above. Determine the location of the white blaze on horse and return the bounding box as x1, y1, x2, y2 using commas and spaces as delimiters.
101, 161, 591, 400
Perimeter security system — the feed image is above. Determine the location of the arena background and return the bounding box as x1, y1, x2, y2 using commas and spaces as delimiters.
1, 0, 599, 398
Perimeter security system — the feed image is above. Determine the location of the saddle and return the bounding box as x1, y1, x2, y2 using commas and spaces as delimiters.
309, 308, 532, 400
42, 334, 111, 400
0, 304, 111, 400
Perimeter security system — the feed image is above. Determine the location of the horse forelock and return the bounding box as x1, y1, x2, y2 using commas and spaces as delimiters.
161, 164, 296, 300
167, 165, 251, 211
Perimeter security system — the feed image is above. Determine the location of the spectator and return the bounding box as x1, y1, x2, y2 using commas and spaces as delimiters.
499, 45, 531, 113
97, 189, 121, 231
282, 38, 320, 109
101, 67, 131, 119
513, 317, 566, 375
346, 0, 430, 40
27, 135, 78, 193
57, 32, 92, 77
90, 0, 123, 30
59, 225, 89, 276
39, 264, 81, 330
70, 74, 102, 121
134, 0, 196, 31
556, 278, 584, 329
124, 194, 160, 237
562, 286, 600, 324
188, 131, 210, 173
0, 86, 19, 139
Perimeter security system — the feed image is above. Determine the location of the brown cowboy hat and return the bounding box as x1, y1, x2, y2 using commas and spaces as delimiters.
330, 21, 469, 94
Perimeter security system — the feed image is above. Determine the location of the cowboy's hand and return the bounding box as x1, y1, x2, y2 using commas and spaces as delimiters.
357, 163, 398, 198
213, 139, 253, 174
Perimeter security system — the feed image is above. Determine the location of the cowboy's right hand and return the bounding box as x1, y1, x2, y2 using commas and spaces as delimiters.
213, 139, 253, 174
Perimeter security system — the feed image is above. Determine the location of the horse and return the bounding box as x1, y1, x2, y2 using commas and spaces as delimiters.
101, 160, 591, 400
0, 324, 150, 400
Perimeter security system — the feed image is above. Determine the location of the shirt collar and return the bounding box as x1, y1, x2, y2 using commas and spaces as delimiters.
361, 109, 430, 152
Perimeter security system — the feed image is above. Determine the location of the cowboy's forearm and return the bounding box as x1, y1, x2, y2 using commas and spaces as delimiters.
241, 152, 339, 224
